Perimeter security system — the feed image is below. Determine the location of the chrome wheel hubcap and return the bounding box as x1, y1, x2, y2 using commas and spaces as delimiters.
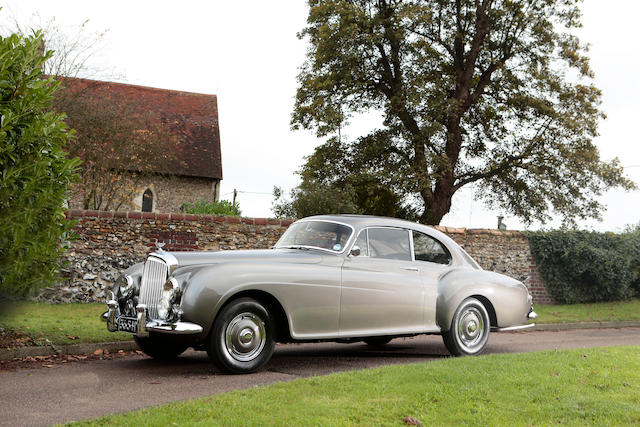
457, 306, 486, 353
225, 312, 266, 362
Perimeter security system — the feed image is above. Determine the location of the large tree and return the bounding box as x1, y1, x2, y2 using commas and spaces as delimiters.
291, 0, 634, 225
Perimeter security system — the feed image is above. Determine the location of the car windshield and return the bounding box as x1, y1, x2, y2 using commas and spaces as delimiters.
275, 221, 353, 253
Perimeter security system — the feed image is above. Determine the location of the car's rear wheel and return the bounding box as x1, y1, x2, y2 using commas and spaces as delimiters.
207, 298, 275, 374
134, 334, 189, 360
364, 336, 393, 346
443, 297, 490, 356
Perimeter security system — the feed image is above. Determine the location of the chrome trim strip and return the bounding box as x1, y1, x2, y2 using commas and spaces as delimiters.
492, 323, 535, 332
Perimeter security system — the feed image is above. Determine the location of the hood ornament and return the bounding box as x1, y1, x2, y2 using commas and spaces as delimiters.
155, 242, 166, 253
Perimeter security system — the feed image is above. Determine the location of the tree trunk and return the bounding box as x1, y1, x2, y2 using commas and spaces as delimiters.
420, 183, 455, 225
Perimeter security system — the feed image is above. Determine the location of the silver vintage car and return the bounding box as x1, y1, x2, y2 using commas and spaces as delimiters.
103, 215, 536, 373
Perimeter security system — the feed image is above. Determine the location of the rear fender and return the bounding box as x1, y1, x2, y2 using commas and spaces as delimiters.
436, 269, 529, 331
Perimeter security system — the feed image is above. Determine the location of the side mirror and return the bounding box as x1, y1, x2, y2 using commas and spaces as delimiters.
350, 245, 361, 257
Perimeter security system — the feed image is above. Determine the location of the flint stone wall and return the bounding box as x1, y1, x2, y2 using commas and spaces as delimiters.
33, 210, 553, 304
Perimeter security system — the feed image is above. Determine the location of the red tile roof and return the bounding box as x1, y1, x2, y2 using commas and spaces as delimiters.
58, 77, 222, 180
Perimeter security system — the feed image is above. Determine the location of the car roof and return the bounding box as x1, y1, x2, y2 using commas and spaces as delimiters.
303, 214, 438, 233
299, 215, 481, 269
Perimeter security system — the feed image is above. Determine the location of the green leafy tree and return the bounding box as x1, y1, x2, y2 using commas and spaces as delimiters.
182, 199, 242, 216
292, 0, 634, 225
0, 31, 80, 297
272, 137, 419, 219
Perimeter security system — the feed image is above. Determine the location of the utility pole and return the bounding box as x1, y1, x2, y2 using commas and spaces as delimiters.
232, 189, 237, 206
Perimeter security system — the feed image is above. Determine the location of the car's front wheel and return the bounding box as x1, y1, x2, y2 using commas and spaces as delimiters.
134, 334, 189, 360
207, 298, 275, 374
443, 297, 490, 356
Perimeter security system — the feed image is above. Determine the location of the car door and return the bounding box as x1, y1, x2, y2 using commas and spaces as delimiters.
411, 230, 453, 332
340, 227, 425, 336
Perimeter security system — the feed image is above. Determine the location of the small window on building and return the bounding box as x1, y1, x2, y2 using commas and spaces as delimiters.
142, 189, 153, 212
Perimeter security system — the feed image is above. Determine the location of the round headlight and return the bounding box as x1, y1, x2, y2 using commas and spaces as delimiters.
113, 275, 134, 300
157, 277, 180, 320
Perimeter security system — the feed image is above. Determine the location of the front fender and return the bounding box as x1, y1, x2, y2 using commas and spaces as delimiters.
436, 269, 530, 331
179, 263, 247, 339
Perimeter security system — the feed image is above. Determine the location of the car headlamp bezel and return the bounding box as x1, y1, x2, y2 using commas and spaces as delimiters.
157, 277, 181, 321
114, 274, 134, 300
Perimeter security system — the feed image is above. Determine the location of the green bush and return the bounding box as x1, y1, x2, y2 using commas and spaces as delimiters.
526, 230, 640, 304
182, 199, 241, 216
0, 31, 80, 297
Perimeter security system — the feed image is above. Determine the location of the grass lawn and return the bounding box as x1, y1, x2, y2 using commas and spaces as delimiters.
0, 300, 131, 347
535, 298, 640, 324
71, 345, 640, 426
1, 298, 639, 348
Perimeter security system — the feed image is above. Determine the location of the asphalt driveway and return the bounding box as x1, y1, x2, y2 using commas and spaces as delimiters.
1, 327, 639, 426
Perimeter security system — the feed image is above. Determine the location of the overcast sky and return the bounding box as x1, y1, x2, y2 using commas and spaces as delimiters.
1, 0, 638, 230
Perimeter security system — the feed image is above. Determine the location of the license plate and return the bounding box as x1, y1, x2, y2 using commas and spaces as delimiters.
117, 317, 137, 333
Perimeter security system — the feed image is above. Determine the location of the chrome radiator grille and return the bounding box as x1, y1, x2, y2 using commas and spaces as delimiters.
138, 256, 169, 319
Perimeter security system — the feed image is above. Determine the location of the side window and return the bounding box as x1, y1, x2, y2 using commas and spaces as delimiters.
368, 228, 411, 261
412, 231, 451, 265
353, 230, 369, 256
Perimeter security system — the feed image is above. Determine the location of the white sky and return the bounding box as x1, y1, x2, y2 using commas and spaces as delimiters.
1, 0, 638, 231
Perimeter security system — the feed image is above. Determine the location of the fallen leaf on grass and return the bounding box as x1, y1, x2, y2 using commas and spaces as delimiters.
66, 335, 79, 340
402, 416, 423, 426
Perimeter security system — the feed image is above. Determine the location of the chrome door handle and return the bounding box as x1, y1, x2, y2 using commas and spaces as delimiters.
403, 267, 419, 272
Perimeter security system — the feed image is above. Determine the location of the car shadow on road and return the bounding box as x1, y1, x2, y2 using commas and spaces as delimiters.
115, 337, 451, 378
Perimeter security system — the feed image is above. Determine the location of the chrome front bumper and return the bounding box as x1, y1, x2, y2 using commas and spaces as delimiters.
102, 300, 203, 337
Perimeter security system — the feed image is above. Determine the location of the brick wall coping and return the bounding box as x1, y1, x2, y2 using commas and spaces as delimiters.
64, 209, 294, 227
64, 210, 523, 237
432, 225, 523, 237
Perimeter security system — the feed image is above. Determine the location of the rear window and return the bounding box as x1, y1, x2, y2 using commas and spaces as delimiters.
412, 231, 452, 265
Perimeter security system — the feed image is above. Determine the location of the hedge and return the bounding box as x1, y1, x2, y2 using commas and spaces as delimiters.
526, 230, 640, 304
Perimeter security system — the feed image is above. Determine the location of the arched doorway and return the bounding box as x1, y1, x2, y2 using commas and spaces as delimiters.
142, 188, 153, 212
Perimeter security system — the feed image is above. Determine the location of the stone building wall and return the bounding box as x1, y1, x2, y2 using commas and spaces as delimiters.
67, 173, 220, 213
130, 175, 220, 213
34, 210, 553, 304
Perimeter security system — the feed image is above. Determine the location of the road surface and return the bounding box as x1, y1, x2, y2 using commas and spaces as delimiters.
1, 327, 639, 426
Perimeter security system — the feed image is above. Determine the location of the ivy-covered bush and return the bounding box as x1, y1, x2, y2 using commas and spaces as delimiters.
628, 229, 640, 295
527, 231, 640, 304
0, 32, 80, 297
